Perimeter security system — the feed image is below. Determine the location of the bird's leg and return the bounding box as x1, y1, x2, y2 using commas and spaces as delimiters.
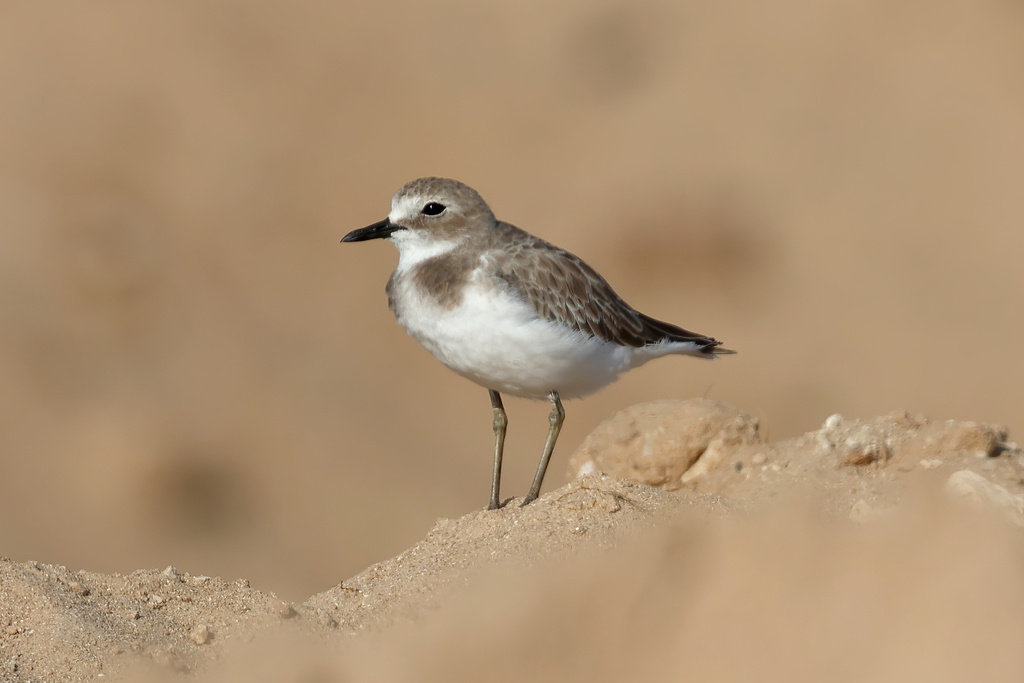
488, 390, 507, 510
522, 391, 564, 506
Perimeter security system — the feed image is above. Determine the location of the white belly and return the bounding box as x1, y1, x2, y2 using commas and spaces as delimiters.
390, 271, 635, 400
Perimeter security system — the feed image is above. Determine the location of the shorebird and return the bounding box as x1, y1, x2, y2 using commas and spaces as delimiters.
342, 178, 734, 509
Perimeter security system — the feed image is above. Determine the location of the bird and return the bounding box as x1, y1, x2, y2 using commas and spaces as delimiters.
342, 177, 734, 509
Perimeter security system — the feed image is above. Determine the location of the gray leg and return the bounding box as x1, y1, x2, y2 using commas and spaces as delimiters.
488, 390, 507, 510
522, 391, 564, 506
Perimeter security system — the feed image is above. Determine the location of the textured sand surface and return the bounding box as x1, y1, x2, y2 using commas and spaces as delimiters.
3, 404, 1024, 681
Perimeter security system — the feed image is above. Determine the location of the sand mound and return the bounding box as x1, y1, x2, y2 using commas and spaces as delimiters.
3, 401, 1023, 682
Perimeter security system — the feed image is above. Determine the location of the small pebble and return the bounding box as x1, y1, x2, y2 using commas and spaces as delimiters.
823, 414, 843, 432
189, 624, 212, 646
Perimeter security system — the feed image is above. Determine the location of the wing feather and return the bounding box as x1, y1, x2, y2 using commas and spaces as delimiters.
488, 226, 726, 353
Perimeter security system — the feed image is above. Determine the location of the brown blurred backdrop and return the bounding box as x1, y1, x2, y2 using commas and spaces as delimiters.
0, 0, 1021, 600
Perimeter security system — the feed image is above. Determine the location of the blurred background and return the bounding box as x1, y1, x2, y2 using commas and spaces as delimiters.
0, 0, 1021, 600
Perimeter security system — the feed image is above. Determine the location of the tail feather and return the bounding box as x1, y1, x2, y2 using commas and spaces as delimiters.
639, 313, 735, 357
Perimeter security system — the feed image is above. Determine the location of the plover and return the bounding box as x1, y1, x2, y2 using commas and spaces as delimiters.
342, 178, 734, 509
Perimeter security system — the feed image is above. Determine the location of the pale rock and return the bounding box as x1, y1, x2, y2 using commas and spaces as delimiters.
568, 399, 761, 489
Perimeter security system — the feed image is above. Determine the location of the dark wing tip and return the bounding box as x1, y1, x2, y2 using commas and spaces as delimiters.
701, 342, 737, 356
639, 313, 735, 354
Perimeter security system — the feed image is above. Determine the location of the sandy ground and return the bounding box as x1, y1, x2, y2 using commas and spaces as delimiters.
3, 402, 1024, 681
2, 0, 1024, 680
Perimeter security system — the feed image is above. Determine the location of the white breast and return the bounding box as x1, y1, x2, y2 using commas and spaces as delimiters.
388, 261, 636, 400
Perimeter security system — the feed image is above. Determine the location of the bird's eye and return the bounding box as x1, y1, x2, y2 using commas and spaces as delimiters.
421, 202, 446, 216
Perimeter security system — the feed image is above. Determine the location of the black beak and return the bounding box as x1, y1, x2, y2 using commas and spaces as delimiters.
341, 218, 401, 243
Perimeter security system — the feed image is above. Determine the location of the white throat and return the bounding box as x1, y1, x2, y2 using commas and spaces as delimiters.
390, 230, 465, 272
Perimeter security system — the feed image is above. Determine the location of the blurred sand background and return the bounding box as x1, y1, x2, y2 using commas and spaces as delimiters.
1, 0, 1022, 608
